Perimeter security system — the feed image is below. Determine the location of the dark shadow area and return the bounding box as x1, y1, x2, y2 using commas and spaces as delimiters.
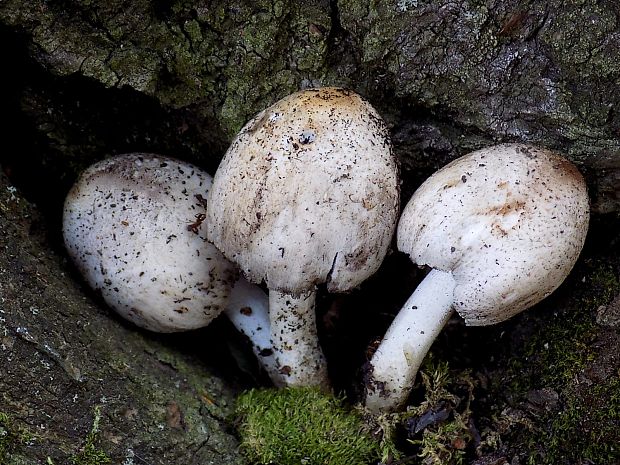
0, 26, 228, 253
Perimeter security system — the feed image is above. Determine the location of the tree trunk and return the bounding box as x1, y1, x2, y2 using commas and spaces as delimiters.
0, 0, 618, 213
1, 1, 619, 463
0, 173, 243, 464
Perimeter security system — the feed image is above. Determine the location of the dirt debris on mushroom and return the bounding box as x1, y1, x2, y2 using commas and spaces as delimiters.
365, 143, 590, 412
62, 153, 284, 383
206, 87, 400, 388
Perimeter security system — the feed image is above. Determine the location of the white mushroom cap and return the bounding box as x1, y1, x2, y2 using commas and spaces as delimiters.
365, 143, 589, 412
207, 87, 400, 295
207, 87, 399, 387
63, 153, 236, 332
398, 143, 589, 325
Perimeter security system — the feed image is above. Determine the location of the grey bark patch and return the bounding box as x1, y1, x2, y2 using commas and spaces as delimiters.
596, 294, 620, 328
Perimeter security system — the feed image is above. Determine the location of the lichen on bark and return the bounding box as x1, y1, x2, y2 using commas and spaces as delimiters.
0, 174, 243, 464
2, 0, 619, 212
0, 0, 332, 138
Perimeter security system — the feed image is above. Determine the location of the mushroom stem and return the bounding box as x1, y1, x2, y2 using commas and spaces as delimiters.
269, 289, 330, 388
223, 278, 286, 386
365, 269, 456, 412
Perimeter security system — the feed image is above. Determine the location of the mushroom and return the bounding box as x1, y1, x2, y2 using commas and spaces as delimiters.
365, 143, 589, 412
62, 153, 284, 384
206, 87, 400, 388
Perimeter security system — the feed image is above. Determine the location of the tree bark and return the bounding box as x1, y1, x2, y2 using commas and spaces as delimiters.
0, 173, 243, 464
0, 0, 618, 212
0, 1, 619, 463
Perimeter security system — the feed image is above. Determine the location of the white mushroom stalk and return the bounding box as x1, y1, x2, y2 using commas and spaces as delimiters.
224, 278, 284, 384
62, 153, 285, 385
365, 144, 590, 412
207, 87, 400, 388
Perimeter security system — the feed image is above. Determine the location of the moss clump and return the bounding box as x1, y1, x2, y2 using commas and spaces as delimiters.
70, 407, 111, 465
583, 262, 619, 309
528, 261, 620, 464
504, 262, 618, 392
487, 258, 620, 464
0, 412, 31, 462
521, 308, 597, 387
541, 372, 620, 464
405, 360, 476, 465
235, 387, 382, 465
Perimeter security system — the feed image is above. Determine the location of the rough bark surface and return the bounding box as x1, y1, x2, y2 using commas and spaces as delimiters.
0, 1, 619, 464
1, 0, 619, 211
0, 174, 243, 464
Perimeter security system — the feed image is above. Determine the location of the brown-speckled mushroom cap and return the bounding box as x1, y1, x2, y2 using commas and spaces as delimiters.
63, 153, 237, 332
397, 144, 589, 325
206, 87, 400, 295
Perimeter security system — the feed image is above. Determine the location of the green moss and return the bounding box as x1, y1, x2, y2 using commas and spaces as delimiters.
405, 360, 476, 465
503, 261, 619, 392
534, 261, 620, 464
0, 407, 113, 464
235, 387, 383, 465
489, 258, 620, 464
523, 312, 596, 387
583, 262, 619, 308
412, 420, 468, 465
522, 371, 620, 465
541, 388, 617, 463
0, 412, 31, 462
70, 406, 111, 465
